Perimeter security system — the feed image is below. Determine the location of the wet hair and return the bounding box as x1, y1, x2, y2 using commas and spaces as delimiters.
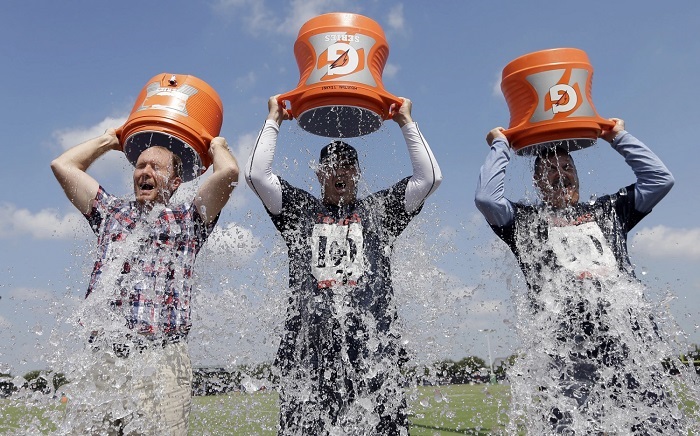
319, 141, 358, 167
171, 152, 183, 180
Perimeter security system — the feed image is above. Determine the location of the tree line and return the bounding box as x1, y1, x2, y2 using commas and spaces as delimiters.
3, 345, 698, 398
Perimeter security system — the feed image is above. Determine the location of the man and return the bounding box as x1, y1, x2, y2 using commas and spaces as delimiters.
51, 128, 239, 435
475, 120, 683, 433
245, 95, 441, 435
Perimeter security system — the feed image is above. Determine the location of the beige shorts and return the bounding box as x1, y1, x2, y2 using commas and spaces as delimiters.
61, 340, 192, 436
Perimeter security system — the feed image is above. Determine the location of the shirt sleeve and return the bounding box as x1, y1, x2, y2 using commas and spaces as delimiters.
401, 122, 442, 213
474, 138, 516, 227
83, 186, 110, 235
610, 131, 674, 213
245, 120, 284, 215
369, 177, 420, 239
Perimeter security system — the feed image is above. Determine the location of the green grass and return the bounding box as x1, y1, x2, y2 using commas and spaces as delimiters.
187, 384, 512, 435
2, 383, 697, 435
0, 384, 510, 435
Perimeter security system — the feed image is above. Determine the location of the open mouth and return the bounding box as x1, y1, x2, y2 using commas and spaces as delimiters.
335, 181, 346, 189
139, 183, 155, 191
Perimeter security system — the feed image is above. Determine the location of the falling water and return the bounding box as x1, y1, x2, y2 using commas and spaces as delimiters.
499, 146, 700, 434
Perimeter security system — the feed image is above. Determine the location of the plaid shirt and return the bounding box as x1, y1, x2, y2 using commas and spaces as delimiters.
84, 187, 216, 338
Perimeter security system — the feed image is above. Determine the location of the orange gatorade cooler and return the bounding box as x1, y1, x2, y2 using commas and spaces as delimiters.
118, 73, 224, 181
500, 48, 614, 155
278, 12, 402, 138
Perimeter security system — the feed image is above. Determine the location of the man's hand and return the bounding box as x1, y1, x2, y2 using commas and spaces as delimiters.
267, 95, 293, 126
600, 118, 625, 143
391, 97, 413, 127
486, 127, 507, 146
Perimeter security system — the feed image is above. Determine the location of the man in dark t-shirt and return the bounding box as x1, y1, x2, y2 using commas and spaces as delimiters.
474, 119, 686, 433
246, 95, 441, 435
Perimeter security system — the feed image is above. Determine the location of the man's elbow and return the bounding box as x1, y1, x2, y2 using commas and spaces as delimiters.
660, 171, 675, 196
50, 158, 67, 180
474, 188, 494, 212
434, 171, 444, 188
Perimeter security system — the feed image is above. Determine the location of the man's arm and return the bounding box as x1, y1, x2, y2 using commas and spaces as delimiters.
244, 95, 291, 216
193, 137, 240, 225
474, 127, 515, 227
391, 98, 443, 213
601, 118, 674, 213
50, 129, 120, 214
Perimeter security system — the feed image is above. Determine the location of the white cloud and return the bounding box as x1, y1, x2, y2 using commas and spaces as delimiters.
6, 287, 54, 303
0, 203, 88, 240
199, 222, 261, 266
52, 115, 132, 183
234, 71, 257, 90
53, 116, 127, 151
215, 0, 350, 36
383, 62, 400, 79
492, 70, 503, 98
632, 225, 700, 259
278, 0, 347, 36
386, 4, 405, 32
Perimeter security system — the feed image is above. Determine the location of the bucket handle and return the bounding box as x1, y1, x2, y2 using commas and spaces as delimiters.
277, 91, 302, 119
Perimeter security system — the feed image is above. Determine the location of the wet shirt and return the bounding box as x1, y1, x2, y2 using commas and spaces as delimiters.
490, 184, 647, 293
83, 186, 216, 337
270, 177, 420, 367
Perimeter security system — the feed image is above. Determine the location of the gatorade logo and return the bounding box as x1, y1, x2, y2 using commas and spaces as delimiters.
526, 68, 595, 122
305, 32, 378, 87
137, 82, 197, 116
548, 84, 578, 114
318, 42, 366, 79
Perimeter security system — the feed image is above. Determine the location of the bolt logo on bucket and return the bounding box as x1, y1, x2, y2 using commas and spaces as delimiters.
278, 13, 402, 138
118, 73, 224, 181
500, 48, 614, 155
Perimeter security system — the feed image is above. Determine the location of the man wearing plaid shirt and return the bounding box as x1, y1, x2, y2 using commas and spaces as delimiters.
51, 127, 239, 435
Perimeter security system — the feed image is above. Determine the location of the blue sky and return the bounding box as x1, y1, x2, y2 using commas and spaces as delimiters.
1, 0, 699, 374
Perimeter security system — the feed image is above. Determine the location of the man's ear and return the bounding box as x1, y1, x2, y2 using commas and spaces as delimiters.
170, 176, 183, 192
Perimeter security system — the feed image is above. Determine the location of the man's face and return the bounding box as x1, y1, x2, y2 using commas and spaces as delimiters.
317, 161, 359, 206
534, 151, 580, 209
133, 147, 182, 205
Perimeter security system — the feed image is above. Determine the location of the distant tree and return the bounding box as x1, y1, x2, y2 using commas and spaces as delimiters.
494, 354, 519, 380
23, 370, 52, 394
0, 373, 17, 398
53, 372, 69, 392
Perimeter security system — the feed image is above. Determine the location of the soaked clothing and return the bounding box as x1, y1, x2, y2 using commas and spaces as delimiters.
62, 341, 192, 436
271, 178, 417, 434
84, 186, 217, 338
67, 187, 214, 435
491, 185, 648, 308
475, 133, 681, 434
245, 120, 441, 435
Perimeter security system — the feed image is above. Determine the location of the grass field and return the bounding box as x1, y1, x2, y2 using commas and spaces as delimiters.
3, 382, 698, 435
0, 383, 511, 435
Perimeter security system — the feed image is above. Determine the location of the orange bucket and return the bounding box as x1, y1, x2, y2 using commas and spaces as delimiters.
278, 12, 401, 138
501, 48, 614, 155
118, 73, 223, 181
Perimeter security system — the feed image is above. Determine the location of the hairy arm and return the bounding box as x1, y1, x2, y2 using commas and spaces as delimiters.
194, 137, 240, 225
50, 129, 120, 214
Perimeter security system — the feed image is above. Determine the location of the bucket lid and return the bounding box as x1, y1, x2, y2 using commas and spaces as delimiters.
123, 131, 203, 182
297, 105, 383, 138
